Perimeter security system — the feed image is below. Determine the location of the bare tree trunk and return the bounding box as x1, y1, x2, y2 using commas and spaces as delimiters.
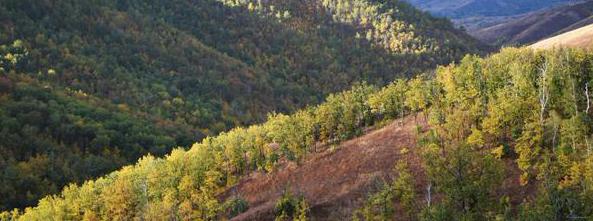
586, 136, 591, 156
538, 61, 549, 127
572, 80, 579, 115
585, 82, 591, 114
426, 183, 432, 208
552, 125, 559, 153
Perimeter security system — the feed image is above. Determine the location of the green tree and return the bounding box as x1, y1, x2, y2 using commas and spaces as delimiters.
392, 162, 416, 220
353, 182, 395, 221
405, 75, 431, 121
423, 143, 504, 219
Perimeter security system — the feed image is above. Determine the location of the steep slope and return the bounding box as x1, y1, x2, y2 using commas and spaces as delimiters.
6, 48, 593, 220
0, 0, 483, 210
226, 116, 429, 220
472, 1, 593, 46
224, 116, 529, 220
531, 23, 593, 49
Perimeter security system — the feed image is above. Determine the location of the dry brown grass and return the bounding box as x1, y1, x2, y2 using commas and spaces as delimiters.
222, 115, 530, 220
531, 23, 593, 49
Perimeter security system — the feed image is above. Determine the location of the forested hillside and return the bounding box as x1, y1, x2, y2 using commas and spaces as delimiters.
4, 47, 593, 220
0, 0, 481, 211
0, 41, 197, 210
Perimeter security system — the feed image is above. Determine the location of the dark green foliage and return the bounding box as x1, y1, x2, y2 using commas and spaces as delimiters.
0, 0, 480, 134
419, 204, 454, 221
423, 144, 505, 220
0, 74, 196, 210
0, 41, 197, 210
224, 197, 249, 218
353, 162, 416, 221
353, 182, 395, 221
274, 191, 309, 221
275, 191, 299, 220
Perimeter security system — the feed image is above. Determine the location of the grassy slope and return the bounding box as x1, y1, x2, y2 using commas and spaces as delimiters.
530, 23, 593, 49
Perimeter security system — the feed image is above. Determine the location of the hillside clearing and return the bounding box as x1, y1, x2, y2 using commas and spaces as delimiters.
223, 115, 528, 220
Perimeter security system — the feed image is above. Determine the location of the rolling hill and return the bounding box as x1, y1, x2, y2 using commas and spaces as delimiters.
531, 23, 593, 49
404, 0, 580, 30
405, 0, 576, 18
472, 0, 593, 46
0, 0, 483, 211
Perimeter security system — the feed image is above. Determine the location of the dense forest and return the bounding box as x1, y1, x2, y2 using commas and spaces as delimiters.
0, 0, 482, 211
3, 47, 592, 220
0, 40, 198, 209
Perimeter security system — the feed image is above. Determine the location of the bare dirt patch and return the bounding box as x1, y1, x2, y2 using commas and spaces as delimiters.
222, 115, 529, 220
223, 116, 427, 220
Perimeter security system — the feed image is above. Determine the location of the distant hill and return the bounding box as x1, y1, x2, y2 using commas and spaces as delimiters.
531, 23, 593, 49
472, 1, 593, 46
0, 0, 481, 210
404, 0, 586, 42
405, 0, 575, 18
